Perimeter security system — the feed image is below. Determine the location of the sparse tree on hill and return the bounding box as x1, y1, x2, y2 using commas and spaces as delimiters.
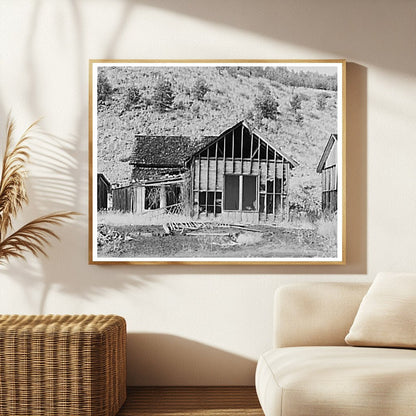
254, 88, 279, 120
289, 93, 302, 112
192, 77, 209, 101
295, 112, 304, 124
152, 78, 174, 112
124, 86, 142, 110
316, 92, 330, 110
97, 73, 113, 105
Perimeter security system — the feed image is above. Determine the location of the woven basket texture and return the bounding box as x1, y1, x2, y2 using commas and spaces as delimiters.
0, 314, 126, 416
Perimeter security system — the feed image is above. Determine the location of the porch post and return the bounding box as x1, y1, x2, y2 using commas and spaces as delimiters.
160, 185, 167, 209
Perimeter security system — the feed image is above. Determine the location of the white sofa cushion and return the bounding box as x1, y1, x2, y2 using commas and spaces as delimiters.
256, 346, 416, 416
274, 283, 369, 348
345, 272, 416, 348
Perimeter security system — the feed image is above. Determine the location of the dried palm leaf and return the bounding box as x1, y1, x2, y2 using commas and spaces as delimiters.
0, 212, 78, 264
0, 117, 38, 238
0, 115, 79, 264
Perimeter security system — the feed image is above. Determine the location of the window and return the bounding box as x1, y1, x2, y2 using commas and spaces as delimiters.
145, 184, 181, 210
224, 175, 257, 211
144, 186, 160, 210
197, 191, 222, 215
224, 175, 240, 210
242, 176, 257, 210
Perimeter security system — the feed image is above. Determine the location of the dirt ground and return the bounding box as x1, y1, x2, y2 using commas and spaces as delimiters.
97, 222, 337, 259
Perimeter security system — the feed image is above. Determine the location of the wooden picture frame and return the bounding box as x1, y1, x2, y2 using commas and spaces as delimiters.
89, 60, 346, 264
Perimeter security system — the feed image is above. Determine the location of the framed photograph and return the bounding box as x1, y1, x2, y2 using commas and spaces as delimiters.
89, 59, 345, 264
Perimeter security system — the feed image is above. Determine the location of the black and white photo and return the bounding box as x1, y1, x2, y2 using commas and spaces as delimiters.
89, 60, 345, 264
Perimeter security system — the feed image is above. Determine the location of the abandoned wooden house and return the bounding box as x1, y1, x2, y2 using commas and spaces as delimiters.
97, 173, 111, 210
316, 133, 338, 213
113, 120, 298, 223
188, 121, 298, 223
112, 134, 215, 214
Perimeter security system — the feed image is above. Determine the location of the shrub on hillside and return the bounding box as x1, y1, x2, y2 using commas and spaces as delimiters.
289, 93, 302, 112
124, 86, 142, 110
152, 78, 174, 112
192, 77, 209, 101
316, 92, 331, 110
97, 72, 113, 106
295, 112, 304, 124
254, 88, 279, 120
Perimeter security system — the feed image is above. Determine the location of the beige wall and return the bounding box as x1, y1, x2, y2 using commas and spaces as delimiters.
0, 0, 415, 385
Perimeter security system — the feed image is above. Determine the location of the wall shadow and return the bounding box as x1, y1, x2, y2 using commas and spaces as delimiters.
127, 333, 257, 386
0, 124, 159, 313
133, 0, 414, 76
0, 1, 161, 313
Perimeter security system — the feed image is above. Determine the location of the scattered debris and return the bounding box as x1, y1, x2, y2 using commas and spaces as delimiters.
185, 232, 231, 237
227, 224, 263, 233
165, 221, 204, 234
97, 225, 122, 247
163, 221, 264, 235
97, 221, 337, 258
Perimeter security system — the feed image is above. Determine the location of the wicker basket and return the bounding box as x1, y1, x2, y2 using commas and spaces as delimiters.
0, 314, 126, 416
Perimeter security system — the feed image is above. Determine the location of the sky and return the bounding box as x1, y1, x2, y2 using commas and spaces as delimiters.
288, 66, 338, 76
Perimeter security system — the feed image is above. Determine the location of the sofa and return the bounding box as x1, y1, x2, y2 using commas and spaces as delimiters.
255, 278, 416, 416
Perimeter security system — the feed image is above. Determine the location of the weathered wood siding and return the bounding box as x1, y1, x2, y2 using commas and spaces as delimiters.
321, 166, 337, 212
97, 175, 110, 210
190, 122, 293, 223
112, 184, 142, 213
193, 160, 288, 190
317, 134, 338, 214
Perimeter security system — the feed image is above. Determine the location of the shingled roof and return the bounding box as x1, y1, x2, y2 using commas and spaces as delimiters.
130, 135, 216, 167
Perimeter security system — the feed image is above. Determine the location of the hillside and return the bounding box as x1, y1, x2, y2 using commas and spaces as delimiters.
96, 65, 338, 214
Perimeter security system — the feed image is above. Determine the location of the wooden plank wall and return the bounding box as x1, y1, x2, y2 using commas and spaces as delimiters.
193, 156, 290, 222
322, 166, 337, 192
321, 166, 337, 212
112, 185, 139, 213
97, 177, 109, 210
191, 123, 293, 223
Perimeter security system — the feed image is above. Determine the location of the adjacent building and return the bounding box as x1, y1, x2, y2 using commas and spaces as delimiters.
97, 173, 111, 210
316, 133, 338, 213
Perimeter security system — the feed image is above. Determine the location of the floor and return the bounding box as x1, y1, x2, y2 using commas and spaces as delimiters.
117, 386, 264, 416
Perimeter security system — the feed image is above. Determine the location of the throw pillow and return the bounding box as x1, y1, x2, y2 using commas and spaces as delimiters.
345, 272, 416, 348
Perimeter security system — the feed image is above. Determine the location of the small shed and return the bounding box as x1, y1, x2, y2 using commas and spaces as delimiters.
97, 173, 111, 210
316, 134, 338, 213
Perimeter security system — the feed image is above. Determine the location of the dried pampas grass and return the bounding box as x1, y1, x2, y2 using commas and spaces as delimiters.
0, 116, 78, 264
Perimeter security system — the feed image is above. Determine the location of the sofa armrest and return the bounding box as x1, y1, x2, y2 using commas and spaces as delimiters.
274, 282, 370, 348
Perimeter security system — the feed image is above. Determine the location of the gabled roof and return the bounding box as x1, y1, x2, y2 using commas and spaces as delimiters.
251, 124, 299, 168
189, 119, 298, 168
130, 120, 298, 169
97, 173, 111, 188
317, 134, 337, 173
130, 135, 216, 167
